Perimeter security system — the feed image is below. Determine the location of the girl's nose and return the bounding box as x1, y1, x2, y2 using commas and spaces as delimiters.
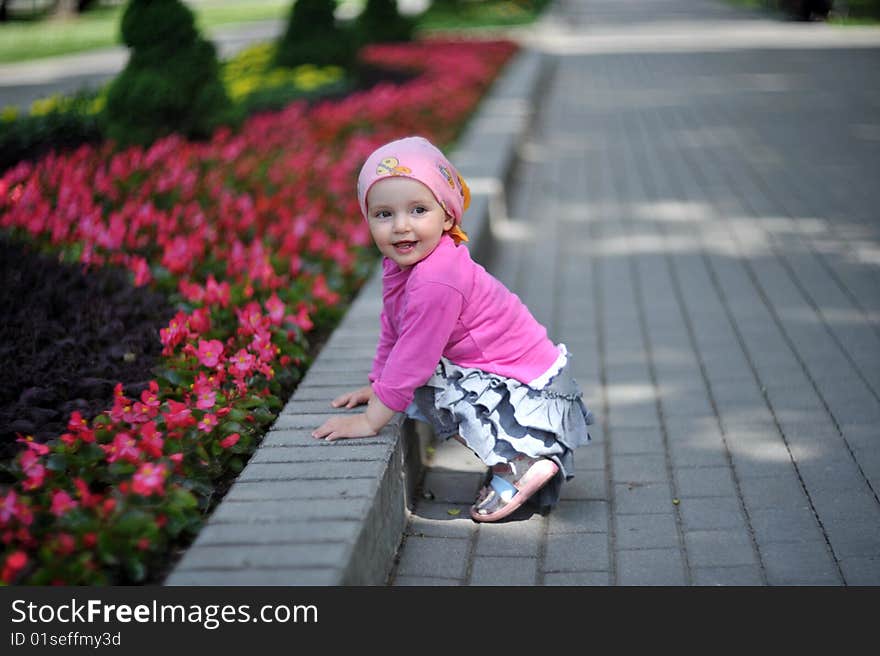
392, 213, 410, 232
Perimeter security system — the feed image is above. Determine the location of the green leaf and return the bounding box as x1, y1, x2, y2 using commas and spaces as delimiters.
220, 421, 244, 436
153, 366, 183, 386
124, 558, 147, 583
115, 509, 150, 535
46, 453, 68, 472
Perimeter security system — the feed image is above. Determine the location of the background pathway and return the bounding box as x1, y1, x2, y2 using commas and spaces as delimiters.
389, 0, 880, 585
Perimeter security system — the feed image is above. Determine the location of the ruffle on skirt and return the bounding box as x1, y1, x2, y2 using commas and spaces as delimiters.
409, 353, 594, 509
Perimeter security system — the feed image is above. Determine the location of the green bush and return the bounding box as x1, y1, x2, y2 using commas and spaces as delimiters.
354, 0, 416, 46
274, 0, 355, 68
104, 0, 234, 146
842, 0, 880, 18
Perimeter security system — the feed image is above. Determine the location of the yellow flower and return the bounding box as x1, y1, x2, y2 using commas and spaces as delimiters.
30, 94, 64, 117
1, 105, 19, 123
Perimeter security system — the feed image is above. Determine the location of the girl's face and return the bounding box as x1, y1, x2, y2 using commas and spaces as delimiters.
366, 177, 454, 269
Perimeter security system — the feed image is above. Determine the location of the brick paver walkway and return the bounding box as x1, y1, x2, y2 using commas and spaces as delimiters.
390, 0, 880, 585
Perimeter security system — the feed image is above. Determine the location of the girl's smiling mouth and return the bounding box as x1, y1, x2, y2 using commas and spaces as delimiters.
392, 240, 418, 253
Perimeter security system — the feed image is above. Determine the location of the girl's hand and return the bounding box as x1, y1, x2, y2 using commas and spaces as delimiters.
331, 385, 373, 409
312, 414, 376, 442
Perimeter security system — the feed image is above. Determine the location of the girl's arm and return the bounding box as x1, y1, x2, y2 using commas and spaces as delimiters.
312, 392, 396, 441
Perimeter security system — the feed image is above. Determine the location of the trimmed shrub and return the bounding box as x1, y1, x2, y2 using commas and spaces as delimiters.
354, 0, 416, 46
104, 0, 234, 146
274, 0, 355, 69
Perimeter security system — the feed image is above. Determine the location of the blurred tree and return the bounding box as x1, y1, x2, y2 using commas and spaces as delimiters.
52, 0, 100, 18
274, 0, 354, 68
104, 0, 234, 146
354, 0, 415, 46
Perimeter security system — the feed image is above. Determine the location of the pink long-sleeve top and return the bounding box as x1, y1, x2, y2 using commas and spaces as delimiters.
369, 234, 562, 412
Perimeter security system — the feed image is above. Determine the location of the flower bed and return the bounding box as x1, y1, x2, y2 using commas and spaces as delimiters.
0, 37, 517, 585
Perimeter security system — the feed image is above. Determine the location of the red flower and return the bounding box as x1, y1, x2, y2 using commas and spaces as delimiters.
160, 312, 189, 355
131, 462, 168, 497
139, 421, 164, 459
220, 433, 240, 449
55, 532, 76, 556
163, 400, 195, 430
73, 479, 100, 508
2, 551, 28, 584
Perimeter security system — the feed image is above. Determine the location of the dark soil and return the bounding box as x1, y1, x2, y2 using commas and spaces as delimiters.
0, 234, 176, 467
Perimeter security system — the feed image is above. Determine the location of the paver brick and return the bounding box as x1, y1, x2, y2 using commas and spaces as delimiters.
614, 513, 680, 550
395, 536, 470, 580
760, 541, 842, 585
544, 532, 610, 572
674, 466, 738, 498
678, 496, 747, 532
684, 529, 758, 569
547, 500, 609, 534
692, 566, 764, 586
616, 548, 687, 586
469, 556, 539, 585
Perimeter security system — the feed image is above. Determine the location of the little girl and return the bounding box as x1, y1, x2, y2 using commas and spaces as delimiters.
312, 136, 593, 522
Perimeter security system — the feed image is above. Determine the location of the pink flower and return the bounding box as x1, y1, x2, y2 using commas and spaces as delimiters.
266, 293, 285, 326
220, 433, 240, 449
20, 451, 46, 491
129, 255, 152, 286
102, 432, 140, 464
195, 389, 216, 410
312, 274, 340, 306
251, 329, 278, 362
0, 490, 18, 524
230, 349, 255, 376
50, 490, 78, 517
198, 413, 218, 433
236, 301, 267, 336
187, 307, 211, 335
204, 275, 230, 307
131, 462, 168, 497
287, 302, 313, 332
140, 381, 160, 408
196, 339, 224, 368
16, 435, 49, 456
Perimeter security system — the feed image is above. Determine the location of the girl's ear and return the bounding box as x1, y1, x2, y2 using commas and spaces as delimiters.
443, 213, 455, 231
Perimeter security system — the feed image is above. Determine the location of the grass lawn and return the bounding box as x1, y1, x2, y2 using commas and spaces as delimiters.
417, 0, 551, 31
0, 0, 290, 64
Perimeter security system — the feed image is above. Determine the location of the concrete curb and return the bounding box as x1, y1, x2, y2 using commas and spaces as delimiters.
164, 46, 549, 586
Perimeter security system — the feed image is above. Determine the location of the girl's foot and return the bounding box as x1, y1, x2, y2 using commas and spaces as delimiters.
470, 456, 558, 523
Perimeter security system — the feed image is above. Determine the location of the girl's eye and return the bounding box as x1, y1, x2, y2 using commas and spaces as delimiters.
413, 206, 427, 214
374, 210, 391, 219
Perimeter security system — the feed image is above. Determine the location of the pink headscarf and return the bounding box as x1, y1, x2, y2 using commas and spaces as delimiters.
357, 136, 470, 245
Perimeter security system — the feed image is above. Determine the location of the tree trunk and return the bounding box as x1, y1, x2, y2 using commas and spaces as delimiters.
0, 0, 9, 24
53, 0, 80, 18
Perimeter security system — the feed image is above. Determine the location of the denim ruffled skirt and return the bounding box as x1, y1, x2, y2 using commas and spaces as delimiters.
405, 345, 594, 508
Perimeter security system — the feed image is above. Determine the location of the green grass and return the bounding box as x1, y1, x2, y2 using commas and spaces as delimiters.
416, 0, 552, 31
0, 0, 290, 64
